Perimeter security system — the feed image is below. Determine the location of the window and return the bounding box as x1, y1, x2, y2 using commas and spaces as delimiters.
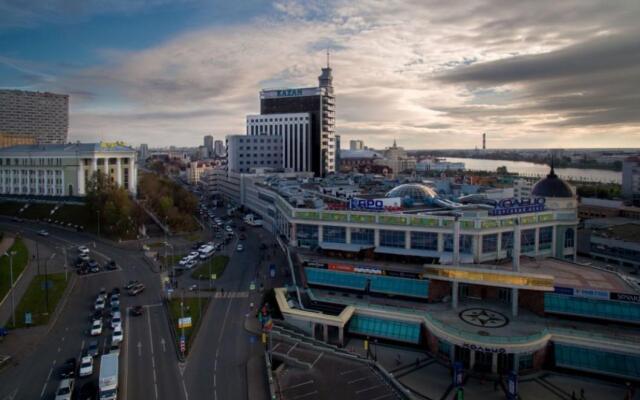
522, 229, 536, 252
351, 228, 374, 245
410, 232, 437, 250
323, 226, 346, 243
444, 234, 473, 253
539, 227, 553, 250
482, 234, 498, 253
501, 231, 514, 250
296, 224, 318, 247
519, 353, 533, 370
380, 230, 405, 248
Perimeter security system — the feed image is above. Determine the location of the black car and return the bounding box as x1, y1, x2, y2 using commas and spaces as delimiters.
105, 260, 117, 270
90, 310, 102, 322
86, 340, 99, 357
88, 260, 100, 273
77, 267, 89, 275
78, 381, 98, 400
130, 305, 144, 316
110, 287, 120, 296
124, 280, 139, 290
59, 357, 77, 378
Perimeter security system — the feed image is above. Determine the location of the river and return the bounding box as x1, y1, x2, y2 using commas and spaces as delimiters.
444, 157, 621, 184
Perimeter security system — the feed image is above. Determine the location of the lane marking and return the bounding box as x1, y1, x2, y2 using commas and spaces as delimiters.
292, 390, 318, 399
123, 306, 131, 400
160, 337, 166, 353
286, 342, 298, 355
311, 352, 323, 367
282, 380, 314, 391
356, 384, 385, 394
182, 379, 189, 400
40, 367, 53, 398
146, 309, 158, 400
348, 376, 367, 385
137, 342, 142, 357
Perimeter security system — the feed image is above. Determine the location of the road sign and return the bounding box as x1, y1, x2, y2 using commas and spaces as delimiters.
453, 361, 464, 387
210, 274, 217, 280
178, 317, 192, 329
269, 264, 276, 278
24, 312, 32, 325
249, 282, 256, 291
180, 336, 186, 353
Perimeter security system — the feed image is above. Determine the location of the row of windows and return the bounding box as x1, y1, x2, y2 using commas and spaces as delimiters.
237, 146, 280, 151
248, 116, 309, 123
236, 138, 279, 144
0, 158, 62, 166
1, 169, 61, 175
238, 153, 280, 158
238, 160, 280, 166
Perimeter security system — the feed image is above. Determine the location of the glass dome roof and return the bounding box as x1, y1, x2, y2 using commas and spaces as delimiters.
385, 183, 438, 204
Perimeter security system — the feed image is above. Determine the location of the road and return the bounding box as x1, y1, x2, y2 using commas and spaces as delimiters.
0, 209, 287, 400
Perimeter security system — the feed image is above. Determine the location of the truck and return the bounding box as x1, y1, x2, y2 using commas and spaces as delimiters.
99, 353, 119, 400
244, 214, 263, 227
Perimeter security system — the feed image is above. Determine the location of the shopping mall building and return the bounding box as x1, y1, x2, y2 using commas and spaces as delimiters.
218, 167, 640, 382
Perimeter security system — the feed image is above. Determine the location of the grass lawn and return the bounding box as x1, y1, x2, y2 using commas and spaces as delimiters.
190, 255, 229, 280
184, 232, 203, 242
0, 201, 98, 233
0, 238, 29, 304
160, 253, 186, 268
8, 273, 69, 328
167, 297, 209, 354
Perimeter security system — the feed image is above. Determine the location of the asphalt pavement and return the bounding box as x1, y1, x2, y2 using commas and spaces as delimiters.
0, 209, 288, 400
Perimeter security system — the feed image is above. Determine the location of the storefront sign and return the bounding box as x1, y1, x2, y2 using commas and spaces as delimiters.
489, 197, 546, 216
553, 286, 574, 295
574, 288, 610, 300
325, 202, 348, 210
507, 372, 518, 400
328, 263, 354, 272
610, 292, 640, 303
463, 343, 507, 354
349, 197, 402, 212
353, 266, 383, 275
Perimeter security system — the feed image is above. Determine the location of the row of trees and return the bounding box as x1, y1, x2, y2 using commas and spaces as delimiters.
138, 172, 199, 232
85, 172, 145, 239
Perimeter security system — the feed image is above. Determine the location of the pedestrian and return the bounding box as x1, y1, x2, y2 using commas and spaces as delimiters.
580, 388, 585, 400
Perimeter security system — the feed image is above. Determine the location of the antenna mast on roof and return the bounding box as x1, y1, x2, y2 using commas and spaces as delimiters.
326, 48, 330, 68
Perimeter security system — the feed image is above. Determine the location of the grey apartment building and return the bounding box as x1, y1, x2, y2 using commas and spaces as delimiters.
226, 135, 283, 173
0, 89, 69, 144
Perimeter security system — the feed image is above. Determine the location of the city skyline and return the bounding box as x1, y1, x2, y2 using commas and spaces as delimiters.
1, 1, 639, 149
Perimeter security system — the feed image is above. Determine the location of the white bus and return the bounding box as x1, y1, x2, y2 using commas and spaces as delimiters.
198, 245, 215, 260
99, 353, 118, 400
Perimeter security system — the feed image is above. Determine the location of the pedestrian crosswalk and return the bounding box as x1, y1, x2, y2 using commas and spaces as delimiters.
214, 291, 249, 299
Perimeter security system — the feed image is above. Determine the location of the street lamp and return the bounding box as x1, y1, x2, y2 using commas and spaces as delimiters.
4, 251, 17, 327
43, 253, 56, 314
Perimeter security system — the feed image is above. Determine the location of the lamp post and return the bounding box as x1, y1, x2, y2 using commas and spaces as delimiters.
43, 253, 56, 314
4, 251, 17, 327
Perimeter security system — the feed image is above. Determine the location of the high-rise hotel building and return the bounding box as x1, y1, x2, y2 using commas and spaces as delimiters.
257, 64, 336, 177
0, 89, 69, 145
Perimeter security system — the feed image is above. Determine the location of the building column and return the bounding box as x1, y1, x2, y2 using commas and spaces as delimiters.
92, 157, 98, 179
450, 344, 456, 363
338, 326, 344, 346
512, 354, 520, 373
513, 222, 521, 272
511, 288, 519, 317
346, 227, 351, 244
469, 351, 476, 369
437, 233, 444, 252
374, 229, 380, 247
534, 227, 540, 254
323, 324, 329, 342
289, 224, 297, 246
405, 231, 411, 249
77, 160, 85, 196
128, 157, 137, 195
318, 225, 324, 244
452, 281, 459, 310
116, 157, 122, 187
491, 353, 498, 374
551, 226, 557, 258
453, 218, 461, 266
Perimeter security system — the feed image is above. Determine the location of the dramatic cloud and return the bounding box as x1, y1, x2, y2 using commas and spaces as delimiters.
4, 0, 639, 148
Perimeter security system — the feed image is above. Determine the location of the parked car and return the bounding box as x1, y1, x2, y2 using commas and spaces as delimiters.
54, 378, 74, 400
59, 357, 77, 378
128, 284, 145, 296
236, 243, 244, 252
130, 305, 144, 316
185, 259, 197, 270
109, 341, 121, 356
110, 296, 120, 309
79, 253, 90, 262
78, 245, 90, 255
86, 340, 99, 357
38, 229, 49, 236
110, 287, 120, 296
94, 297, 105, 311
105, 260, 117, 270
112, 325, 123, 345
90, 319, 102, 336
90, 310, 102, 322
88, 260, 100, 273
111, 312, 122, 329
79, 355, 93, 377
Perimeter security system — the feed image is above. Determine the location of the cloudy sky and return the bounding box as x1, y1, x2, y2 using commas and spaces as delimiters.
1, 0, 639, 149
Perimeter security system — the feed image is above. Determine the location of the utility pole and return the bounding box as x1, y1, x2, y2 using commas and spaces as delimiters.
63, 247, 68, 281
97, 209, 101, 238
36, 241, 40, 275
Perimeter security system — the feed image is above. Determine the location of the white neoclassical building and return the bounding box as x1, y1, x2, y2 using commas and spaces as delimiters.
0, 142, 138, 198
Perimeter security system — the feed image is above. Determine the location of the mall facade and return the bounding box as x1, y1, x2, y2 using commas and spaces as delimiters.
218, 167, 640, 383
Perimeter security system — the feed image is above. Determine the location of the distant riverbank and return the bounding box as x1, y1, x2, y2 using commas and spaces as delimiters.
444, 157, 621, 184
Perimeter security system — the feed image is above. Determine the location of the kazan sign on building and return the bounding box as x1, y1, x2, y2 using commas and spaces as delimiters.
489, 197, 546, 216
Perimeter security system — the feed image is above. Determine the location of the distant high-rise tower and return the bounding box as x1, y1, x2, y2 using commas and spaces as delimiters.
259, 56, 336, 177
204, 135, 214, 157
482, 133, 486, 150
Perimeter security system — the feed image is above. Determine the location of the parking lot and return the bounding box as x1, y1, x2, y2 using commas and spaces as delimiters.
272, 337, 403, 400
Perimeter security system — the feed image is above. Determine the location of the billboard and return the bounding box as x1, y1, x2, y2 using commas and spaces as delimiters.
349, 197, 402, 212
261, 87, 321, 99
489, 197, 545, 216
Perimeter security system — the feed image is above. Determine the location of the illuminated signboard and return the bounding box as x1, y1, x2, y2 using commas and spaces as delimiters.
490, 198, 545, 216
349, 197, 402, 212
261, 87, 321, 98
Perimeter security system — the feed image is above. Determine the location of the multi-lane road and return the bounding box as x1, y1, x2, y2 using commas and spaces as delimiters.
0, 209, 281, 400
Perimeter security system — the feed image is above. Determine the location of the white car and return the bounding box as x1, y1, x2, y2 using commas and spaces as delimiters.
225, 226, 233, 233
111, 312, 122, 329
38, 229, 49, 236
55, 378, 74, 400
78, 245, 90, 255
90, 319, 102, 336
79, 355, 93, 377
94, 297, 105, 311
188, 251, 199, 258
186, 259, 197, 270
236, 243, 244, 252
112, 325, 123, 344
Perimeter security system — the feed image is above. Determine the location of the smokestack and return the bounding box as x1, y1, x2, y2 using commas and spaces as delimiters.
482, 133, 486, 150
